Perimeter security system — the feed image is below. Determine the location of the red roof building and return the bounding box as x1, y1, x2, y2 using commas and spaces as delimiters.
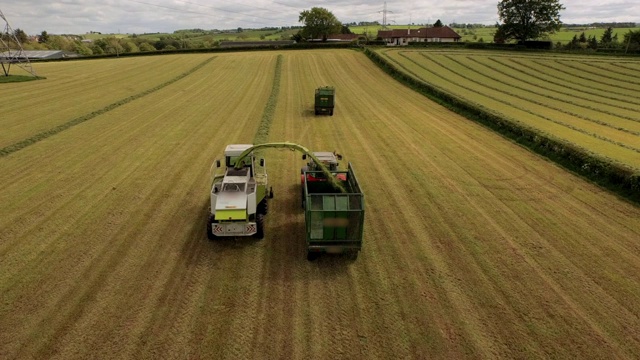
377, 26, 461, 46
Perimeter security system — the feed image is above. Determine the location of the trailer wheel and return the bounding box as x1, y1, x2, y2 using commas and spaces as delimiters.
254, 214, 265, 240
347, 250, 359, 261
307, 251, 319, 261
206, 215, 215, 240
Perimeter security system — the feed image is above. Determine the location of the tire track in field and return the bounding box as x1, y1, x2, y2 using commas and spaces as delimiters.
0, 56, 215, 157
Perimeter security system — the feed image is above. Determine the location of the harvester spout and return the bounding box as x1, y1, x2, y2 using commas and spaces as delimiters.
233, 142, 347, 193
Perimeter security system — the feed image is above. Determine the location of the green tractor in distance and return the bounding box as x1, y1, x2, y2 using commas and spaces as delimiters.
314, 86, 335, 116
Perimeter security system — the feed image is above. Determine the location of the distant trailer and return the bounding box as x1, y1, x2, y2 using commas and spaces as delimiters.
314, 86, 335, 116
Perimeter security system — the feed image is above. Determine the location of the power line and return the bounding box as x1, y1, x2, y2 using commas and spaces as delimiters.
378, 2, 393, 29
0, 9, 37, 77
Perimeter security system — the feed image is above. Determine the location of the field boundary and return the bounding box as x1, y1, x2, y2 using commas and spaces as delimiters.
0, 57, 216, 158
364, 47, 640, 204
253, 54, 283, 144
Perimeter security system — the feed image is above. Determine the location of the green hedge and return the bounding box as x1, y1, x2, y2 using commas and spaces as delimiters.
364, 47, 640, 204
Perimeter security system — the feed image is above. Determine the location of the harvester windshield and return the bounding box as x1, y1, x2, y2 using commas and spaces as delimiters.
223, 183, 245, 192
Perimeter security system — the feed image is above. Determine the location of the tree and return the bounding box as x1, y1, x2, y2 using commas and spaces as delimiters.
39, 30, 49, 43
600, 27, 613, 46
73, 42, 93, 56
139, 42, 156, 52
493, 22, 507, 43
622, 30, 640, 50
13, 29, 28, 44
433, 19, 443, 27
564, 34, 579, 50
588, 35, 597, 49
298, 7, 342, 41
496, 0, 564, 43
578, 31, 587, 43
340, 24, 352, 34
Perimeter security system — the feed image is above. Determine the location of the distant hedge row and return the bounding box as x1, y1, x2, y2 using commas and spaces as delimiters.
364, 47, 640, 204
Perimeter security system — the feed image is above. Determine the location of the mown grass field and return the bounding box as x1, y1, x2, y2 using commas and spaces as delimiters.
377, 48, 640, 172
1, 50, 640, 359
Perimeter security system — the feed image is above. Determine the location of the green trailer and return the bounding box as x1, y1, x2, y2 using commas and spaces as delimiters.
314, 86, 335, 116
303, 162, 364, 261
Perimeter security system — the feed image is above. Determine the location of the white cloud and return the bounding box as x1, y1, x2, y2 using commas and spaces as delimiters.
1, 0, 637, 35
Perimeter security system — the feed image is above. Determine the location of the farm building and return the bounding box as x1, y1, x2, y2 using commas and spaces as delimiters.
377, 26, 461, 46
0, 50, 79, 60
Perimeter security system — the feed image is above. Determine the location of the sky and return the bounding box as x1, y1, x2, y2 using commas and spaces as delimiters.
1, 0, 638, 35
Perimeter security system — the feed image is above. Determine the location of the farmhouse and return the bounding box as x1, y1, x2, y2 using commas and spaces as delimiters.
377, 26, 461, 46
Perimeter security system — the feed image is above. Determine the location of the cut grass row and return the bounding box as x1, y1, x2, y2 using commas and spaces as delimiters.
367, 48, 640, 201
378, 49, 640, 166
479, 56, 640, 110
253, 55, 283, 145
392, 51, 640, 156
0, 57, 216, 157
429, 53, 640, 141
0, 54, 214, 148
505, 57, 640, 103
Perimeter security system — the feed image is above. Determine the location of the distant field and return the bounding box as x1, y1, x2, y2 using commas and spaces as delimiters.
377, 48, 640, 171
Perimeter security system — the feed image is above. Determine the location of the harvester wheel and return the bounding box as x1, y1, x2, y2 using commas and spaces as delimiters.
330, 109, 334, 116
258, 199, 268, 215
347, 250, 359, 261
254, 214, 265, 240
206, 215, 215, 240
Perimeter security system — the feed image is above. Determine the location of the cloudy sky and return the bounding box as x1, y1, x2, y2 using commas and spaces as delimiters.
2, 0, 638, 35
